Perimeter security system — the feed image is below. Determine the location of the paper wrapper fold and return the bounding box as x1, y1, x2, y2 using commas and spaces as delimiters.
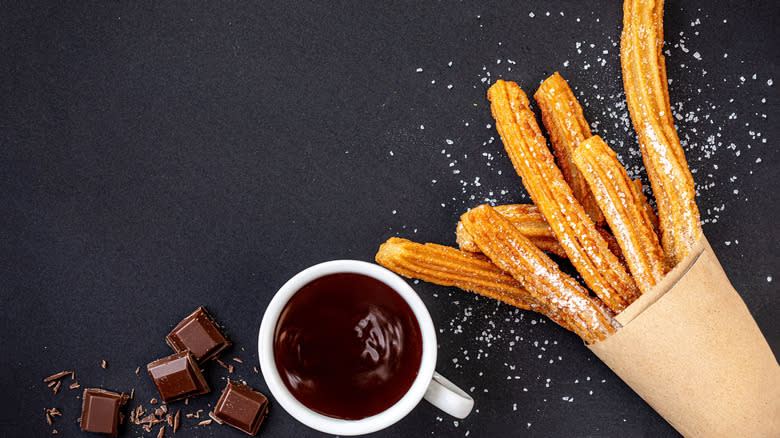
588, 236, 780, 438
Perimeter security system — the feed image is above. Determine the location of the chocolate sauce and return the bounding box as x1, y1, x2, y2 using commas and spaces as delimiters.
273, 273, 423, 420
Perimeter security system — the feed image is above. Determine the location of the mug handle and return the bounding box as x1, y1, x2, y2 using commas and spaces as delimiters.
423, 371, 474, 419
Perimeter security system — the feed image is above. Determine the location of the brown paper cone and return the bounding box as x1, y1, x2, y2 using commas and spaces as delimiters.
589, 236, 780, 438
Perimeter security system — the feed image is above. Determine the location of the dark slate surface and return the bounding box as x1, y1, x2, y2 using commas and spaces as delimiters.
1, 1, 777, 437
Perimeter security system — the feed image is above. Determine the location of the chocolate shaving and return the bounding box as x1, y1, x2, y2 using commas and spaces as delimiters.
130, 388, 135, 399
232, 358, 243, 364
228, 364, 234, 374
216, 359, 228, 369
197, 419, 212, 426
69, 382, 80, 389
157, 425, 165, 438
43, 371, 73, 383
140, 414, 165, 426
52, 380, 61, 394
45, 412, 52, 425
101, 360, 107, 369
150, 398, 158, 405
52, 430, 58, 435
166, 414, 174, 427
154, 407, 166, 417
253, 367, 259, 373
135, 366, 140, 375
173, 410, 180, 433
131, 406, 144, 424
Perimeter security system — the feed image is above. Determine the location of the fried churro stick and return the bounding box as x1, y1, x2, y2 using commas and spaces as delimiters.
456, 204, 567, 257
375, 237, 574, 331
487, 79, 640, 312
460, 205, 619, 344
456, 204, 626, 262
573, 136, 669, 294
534, 72, 605, 225
622, 0, 702, 265
632, 178, 660, 235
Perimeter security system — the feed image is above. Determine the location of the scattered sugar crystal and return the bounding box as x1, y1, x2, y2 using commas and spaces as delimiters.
416, 67, 423, 73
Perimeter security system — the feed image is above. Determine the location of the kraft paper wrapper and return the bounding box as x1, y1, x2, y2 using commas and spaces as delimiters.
589, 236, 780, 437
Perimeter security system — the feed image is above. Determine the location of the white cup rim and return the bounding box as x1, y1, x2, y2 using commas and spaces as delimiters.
258, 260, 438, 436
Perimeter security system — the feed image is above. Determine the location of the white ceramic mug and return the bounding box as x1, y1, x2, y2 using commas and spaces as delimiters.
258, 260, 474, 436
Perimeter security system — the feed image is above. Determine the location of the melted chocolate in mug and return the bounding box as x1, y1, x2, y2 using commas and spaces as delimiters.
273, 273, 423, 420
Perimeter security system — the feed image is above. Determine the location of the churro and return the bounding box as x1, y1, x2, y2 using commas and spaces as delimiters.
632, 178, 660, 235
375, 237, 573, 331
456, 204, 566, 258
534, 72, 604, 225
621, 0, 702, 265
456, 204, 626, 262
460, 205, 619, 344
573, 136, 668, 294
487, 79, 640, 312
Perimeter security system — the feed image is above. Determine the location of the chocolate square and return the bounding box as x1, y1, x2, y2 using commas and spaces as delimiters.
147, 351, 209, 402
166, 306, 231, 363
80, 388, 123, 436
214, 380, 269, 436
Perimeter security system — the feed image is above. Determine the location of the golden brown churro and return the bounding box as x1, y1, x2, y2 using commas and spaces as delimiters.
460, 205, 619, 344
573, 136, 669, 294
456, 204, 626, 262
487, 79, 640, 312
534, 72, 605, 225
456, 204, 567, 257
621, 0, 702, 265
632, 178, 660, 235
375, 237, 573, 331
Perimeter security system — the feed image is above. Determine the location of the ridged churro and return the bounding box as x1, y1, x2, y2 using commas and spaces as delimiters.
457, 204, 626, 263
573, 136, 669, 294
456, 204, 566, 258
534, 72, 605, 225
460, 205, 619, 344
487, 79, 640, 312
375, 237, 573, 331
632, 178, 660, 235
621, 0, 702, 265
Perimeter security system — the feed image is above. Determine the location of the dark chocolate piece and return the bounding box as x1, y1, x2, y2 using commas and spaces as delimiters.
147, 351, 209, 402
166, 306, 231, 363
214, 380, 269, 436
80, 388, 123, 436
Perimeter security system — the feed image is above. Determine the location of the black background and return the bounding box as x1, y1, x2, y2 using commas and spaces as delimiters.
1, 1, 777, 437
